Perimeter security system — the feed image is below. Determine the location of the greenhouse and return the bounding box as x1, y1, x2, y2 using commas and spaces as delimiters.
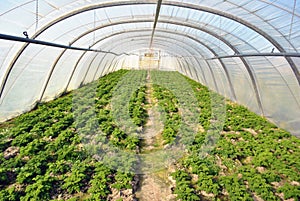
0, 0, 300, 200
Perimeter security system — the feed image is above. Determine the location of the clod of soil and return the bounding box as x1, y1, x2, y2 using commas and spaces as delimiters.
3, 146, 19, 159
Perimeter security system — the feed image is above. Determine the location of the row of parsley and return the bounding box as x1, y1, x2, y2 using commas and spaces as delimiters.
170, 73, 300, 201
0, 70, 140, 201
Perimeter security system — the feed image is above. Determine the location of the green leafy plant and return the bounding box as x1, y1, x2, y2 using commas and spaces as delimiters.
62, 161, 88, 194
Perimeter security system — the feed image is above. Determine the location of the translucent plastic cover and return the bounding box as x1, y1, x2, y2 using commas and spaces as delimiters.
0, 0, 299, 135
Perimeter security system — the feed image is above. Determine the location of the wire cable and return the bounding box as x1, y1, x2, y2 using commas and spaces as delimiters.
35, 0, 39, 31
289, 0, 297, 48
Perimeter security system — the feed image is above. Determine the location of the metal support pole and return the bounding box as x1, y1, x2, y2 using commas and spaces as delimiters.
149, 0, 163, 49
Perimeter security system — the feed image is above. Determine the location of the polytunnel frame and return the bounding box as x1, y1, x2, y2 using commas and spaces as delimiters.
165, 1, 300, 86
111, 48, 185, 74
0, 0, 299, 115
47, 17, 216, 84
113, 45, 194, 83
59, 11, 286, 102
86, 37, 189, 79
68, 33, 260, 129
219, 0, 299, 51
36, 17, 249, 103
106, 37, 210, 86
96, 39, 197, 82
68, 32, 204, 91
44, 32, 192, 100
79, 32, 208, 87
93, 31, 244, 96
3, 19, 260, 113
99, 40, 200, 89
40, 24, 230, 103
73, 19, 257, 101
71, 28, 208, 88
81, 30, 228, 94
33, 24, 173, 98
93, 20, 300, 112
84, 42, 186, 81
1, 0, 299, 99
108, 47, 184, 74
106, 19, 236, 92
38, 32, 183, 99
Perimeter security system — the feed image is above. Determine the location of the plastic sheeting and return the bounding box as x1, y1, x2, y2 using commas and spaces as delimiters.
0, 0, 299, 136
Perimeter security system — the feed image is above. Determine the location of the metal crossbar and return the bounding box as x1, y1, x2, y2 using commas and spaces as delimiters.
0, 33, 137, 56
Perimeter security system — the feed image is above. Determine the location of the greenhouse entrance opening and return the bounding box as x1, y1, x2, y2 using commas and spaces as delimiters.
139, 50, 161, 70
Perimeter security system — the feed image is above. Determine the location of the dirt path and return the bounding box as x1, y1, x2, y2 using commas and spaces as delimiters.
135, 173, 176, 201
139, 81, 163, 152
135, 70, 175, 201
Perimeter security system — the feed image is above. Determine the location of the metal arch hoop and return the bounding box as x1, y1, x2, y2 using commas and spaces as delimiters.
64, 32, 210, 93
41, 25, 225, 101
89, 30, 240, 98
24, 17, 295, 109
1, 1, 298, 113
79, 34, 212, 90
2, 1, 299, 99
38, 18, 239, 102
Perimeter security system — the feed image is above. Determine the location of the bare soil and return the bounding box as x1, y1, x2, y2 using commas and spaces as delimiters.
135, 173, 176, 201
135, 70, 175, 201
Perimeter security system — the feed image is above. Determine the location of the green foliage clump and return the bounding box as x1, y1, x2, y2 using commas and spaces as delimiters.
171, 170, 200, 201
277, 183, 300, 200
129, 86, 148, 126
0, 70, 133, 201
152, 84, 181, 144
178, 73, 300, 201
